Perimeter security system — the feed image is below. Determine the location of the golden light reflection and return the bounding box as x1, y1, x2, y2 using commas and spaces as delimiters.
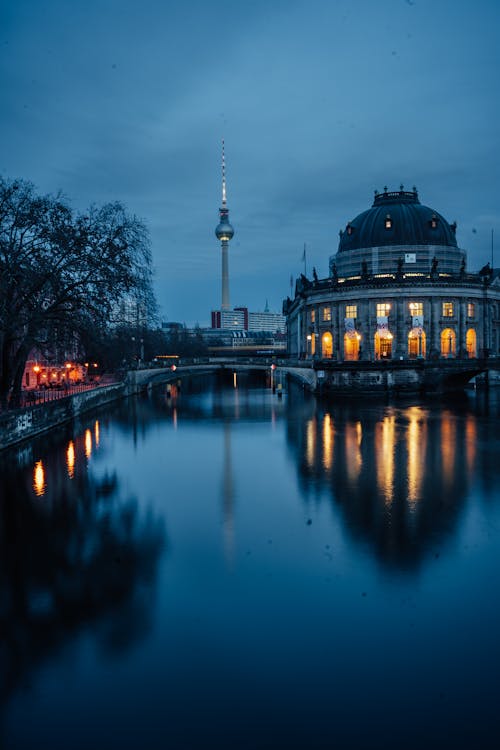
376, 415, 395, 504
33, 460, 46, 496
465, 416, 476, 474
406, 407, 427, 505
67, 441, 75, 479
94, 420, 100, 448
306, 418, 316, 469
441, 412, 456, 487
345, 421, 362, 483
85, 428, 92, 459
173, 408, 178, 429
322, 413, 334, 471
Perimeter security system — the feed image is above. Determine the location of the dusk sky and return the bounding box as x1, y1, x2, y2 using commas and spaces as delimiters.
1, 0, 499, 326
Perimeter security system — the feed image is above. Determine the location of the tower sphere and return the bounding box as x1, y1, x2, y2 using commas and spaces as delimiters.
215, 217, 234, 241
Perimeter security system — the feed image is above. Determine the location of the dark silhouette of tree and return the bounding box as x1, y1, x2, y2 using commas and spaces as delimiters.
0, 446, 165, 703
0, 177, 156, 405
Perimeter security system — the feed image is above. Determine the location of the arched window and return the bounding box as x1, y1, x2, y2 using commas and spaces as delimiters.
466, 328, 477, 358
408, 329, 426, 358
374, 330, 393, 359
322, 331, 333, 359
441, 328, 456, 358
344, 332, 360, 361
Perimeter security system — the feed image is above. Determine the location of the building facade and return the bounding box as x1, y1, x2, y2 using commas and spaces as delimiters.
284, 187, 500, 361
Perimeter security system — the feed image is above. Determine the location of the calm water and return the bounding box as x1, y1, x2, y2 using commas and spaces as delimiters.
1, 377, 500, 749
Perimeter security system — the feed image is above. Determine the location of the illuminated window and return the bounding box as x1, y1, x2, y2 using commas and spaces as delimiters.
466, 328, 477, 358
441, 328, 456, 357
345, 304, 357, 318
376, 302, 391, 317
322, 331, 333, 358
322, 306, 332, 322
385, 215, 392, 229
467, 302, 475, 318
409, 302, 423, 316
310, 309, 315, 324
430, 215, 438, 229
442, 302, 454, 317
346, 223, 353, 235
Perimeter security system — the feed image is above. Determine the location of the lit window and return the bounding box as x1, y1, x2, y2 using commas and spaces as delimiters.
467, 302, 475, 319
385, 215, 392, 230
345, 304, 357, 318
442, 302, 454, 318
346, 223, 353, 235
409, 302, 423, 317
377, 303, 391, 317
310, 309, 315, 324
322, 306, 332, 322
430, 215, 438, 229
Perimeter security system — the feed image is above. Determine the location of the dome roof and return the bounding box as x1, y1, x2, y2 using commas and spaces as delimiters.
338, 188, 457, 252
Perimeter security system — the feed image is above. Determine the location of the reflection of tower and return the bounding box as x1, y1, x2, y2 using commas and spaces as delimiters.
215, 140, 235, 310
222, 420, 235, 563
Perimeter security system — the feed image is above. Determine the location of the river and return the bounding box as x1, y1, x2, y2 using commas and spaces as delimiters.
1, 375, 500, 749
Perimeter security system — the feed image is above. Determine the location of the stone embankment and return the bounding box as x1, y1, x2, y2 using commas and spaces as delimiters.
0, 382, 126, 451
0, 368, 189, 451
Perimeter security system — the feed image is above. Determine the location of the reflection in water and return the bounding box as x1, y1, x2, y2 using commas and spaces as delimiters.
376, 413, 395, 504
222, 421, 235, 563
345, 421, 362, 485
85, 428, 92, 459
441, 411, 456, 489
33, 460, 45, 496
94, 419, 100, 448
465, 415, 476, 474
287, 395, 479, 567
322, 413, 333, 471
1, 382, 499, 750
306, 417, 316, 469
406, 406, 426, 505
67, 440, 75, 478
1, 418, 165, 706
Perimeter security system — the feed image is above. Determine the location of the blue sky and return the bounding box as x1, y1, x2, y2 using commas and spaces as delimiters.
1, 0, 499, 325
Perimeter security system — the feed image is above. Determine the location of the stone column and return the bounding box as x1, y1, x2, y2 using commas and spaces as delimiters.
430, 297, 440, 357
394, 297, 405, 359
336, 303, 343, 360
360, 297, 370, 361
458, 299, 466, 358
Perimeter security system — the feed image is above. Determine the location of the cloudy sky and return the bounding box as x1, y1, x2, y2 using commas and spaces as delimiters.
1, 0, 499, 325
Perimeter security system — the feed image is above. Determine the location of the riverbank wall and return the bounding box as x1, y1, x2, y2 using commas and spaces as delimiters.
0, 368, 185, 451
0, 382, 127, 451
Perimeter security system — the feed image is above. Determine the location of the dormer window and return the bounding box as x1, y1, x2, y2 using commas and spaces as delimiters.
385, 214, 392, 230
430, 215, 438, 229
346, 223, 353, 235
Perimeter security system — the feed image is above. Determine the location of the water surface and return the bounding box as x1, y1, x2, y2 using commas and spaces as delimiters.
1, 379, 500, 749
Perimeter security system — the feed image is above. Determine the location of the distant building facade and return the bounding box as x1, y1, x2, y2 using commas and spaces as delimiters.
284, 187, 500, 361
211, 306, 286, 334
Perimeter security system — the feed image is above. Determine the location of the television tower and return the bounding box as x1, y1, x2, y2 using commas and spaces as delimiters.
215, 140, 234, 310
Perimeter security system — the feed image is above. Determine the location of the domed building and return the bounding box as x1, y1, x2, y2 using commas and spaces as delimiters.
284, 186, 500, 368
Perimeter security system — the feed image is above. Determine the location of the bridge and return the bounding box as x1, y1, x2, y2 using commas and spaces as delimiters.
130, 356, 500, 396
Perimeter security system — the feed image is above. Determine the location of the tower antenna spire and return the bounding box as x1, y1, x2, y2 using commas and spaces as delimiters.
222, 138, 227, 207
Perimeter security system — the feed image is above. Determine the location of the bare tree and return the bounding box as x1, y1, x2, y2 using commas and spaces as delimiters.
0, 177, 156, 406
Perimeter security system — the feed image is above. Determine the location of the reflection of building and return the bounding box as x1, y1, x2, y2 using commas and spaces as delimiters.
286, 389, 475, 568
284, 187, 500, 361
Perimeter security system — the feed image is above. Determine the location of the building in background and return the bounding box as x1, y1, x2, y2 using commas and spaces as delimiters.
210, 142, 286, 346
284, 186, 500, 361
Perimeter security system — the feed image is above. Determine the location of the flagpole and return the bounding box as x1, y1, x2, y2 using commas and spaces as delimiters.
303, 243, 307, 277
